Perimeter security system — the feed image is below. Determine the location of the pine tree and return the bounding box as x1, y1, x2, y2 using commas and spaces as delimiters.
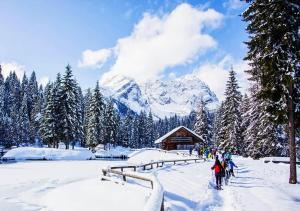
41, 84, 56, 147
218, 69, 242, 154
73, 85, 84, 148
53, 73, 63, 148
146, 111, 155, 147
212, 102, 224, 148
138, 111, 147, 148
243, 0, 300, 183
104, 99, 118, 148
240, 94, 251, 155
19, 92, 30, 145
28, 71, 41, 144
245, 84, 280, 159
122, 112, 134, 147
194, 100, 210, 147
83, 88, 92, 147
59, 65, 77, 149
0, 65, 6, 146
86, 82, 105, 147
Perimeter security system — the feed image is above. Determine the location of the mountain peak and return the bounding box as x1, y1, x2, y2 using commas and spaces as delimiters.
100, 72, 219, 118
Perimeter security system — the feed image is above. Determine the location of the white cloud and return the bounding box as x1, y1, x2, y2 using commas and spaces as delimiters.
78, 48, 112, 68
0, 61, 26, 79
223, 0, 245, 10
39, 76, 50, 87
193, 55, 250, 101
98, 3, 223, 85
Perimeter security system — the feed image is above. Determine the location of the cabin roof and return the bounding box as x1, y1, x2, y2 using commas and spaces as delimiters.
154, 126, 204, 144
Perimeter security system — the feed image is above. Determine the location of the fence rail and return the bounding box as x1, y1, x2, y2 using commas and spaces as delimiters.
102, 157, 203, 211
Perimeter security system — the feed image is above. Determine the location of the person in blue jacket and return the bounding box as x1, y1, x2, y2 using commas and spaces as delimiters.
228, 159, 238, 177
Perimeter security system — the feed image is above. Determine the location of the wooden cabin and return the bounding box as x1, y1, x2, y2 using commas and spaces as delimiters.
155, 126, 204, 150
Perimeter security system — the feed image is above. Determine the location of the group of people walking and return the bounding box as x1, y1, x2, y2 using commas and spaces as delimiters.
211, 151, 238, 190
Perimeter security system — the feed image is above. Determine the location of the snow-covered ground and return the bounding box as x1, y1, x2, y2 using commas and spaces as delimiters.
154, 157, 300, 211
95, 146, 138, 158
2, 147, 95, 160
0, 160, 151, 211
0, 150, 299, 211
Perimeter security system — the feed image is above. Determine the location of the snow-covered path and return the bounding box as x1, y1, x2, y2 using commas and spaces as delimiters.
155, 158, 300, 211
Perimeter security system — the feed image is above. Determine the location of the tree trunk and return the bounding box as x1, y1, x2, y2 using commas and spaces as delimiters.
287, 83, 297, 184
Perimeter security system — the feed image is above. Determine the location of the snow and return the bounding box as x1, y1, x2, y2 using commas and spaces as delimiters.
95, 146, 136, 158
2, 147, 95, 160
42, 178, 149, 211
154, 126, 204, 144
128, 149, 198, 165
263, 156, 299, 162
154, 157, 300, 211
100, 74, 219, 118
0, 150, 299, 211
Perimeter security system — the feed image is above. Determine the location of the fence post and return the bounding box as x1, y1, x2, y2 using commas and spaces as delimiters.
123, 175, 126, 181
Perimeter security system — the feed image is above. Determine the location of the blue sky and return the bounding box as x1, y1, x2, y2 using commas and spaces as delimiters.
0, 0, 249, 100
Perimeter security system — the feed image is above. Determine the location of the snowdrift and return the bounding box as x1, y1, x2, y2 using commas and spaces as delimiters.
128, 149, 196, 165
2, 147, 95, 160
95, 146, 137, 158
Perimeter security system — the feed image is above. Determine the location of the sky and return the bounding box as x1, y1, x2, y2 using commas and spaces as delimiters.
0, 0, 250, 100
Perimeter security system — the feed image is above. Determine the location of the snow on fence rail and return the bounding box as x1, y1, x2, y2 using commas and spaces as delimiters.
102, 157, 203, 211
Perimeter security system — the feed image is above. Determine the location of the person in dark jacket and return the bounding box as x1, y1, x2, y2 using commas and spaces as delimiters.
211, 156, 224, 189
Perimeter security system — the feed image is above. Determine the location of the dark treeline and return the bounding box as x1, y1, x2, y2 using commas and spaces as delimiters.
0, 64, 200, 149
0, 64, 297, 159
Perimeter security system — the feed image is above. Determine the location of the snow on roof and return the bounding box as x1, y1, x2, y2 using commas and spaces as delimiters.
154, 126, 204, 144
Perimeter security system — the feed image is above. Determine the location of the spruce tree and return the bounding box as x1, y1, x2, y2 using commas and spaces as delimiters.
218, 69, 242, 154
41, 84, 56, 147
59, 65, 77, 149
243, 0, 300, 183
0, 65, 5, 146
240, 94, 251, 155
28, 71, 41, 143
83, 88, 92, 147
86, 82, 105, 147
53, 73, 63, 148
194, 100, 210, 147
19, 91, 30, 145
146, 111, 155, 147
245, 84, 280, 159
104, 99, 118, 148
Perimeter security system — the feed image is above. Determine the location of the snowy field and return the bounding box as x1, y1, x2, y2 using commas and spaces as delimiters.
1, 149, 300, 211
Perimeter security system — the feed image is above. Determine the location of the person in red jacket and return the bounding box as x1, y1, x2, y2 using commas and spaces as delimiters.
211, 156, 224, 190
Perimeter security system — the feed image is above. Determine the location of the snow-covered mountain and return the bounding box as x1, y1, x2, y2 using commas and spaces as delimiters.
100, 72, 219, 118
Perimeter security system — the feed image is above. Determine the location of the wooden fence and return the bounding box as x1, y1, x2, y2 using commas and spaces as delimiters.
102, 157, 203, 211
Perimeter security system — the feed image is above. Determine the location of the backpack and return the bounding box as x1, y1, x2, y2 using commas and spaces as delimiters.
215, 165, 220, 173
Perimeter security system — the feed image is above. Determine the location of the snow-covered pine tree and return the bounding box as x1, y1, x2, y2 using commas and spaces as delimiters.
104, 99, 118, 148
245, 83, 280, 159
194, 99, 210, 147
73, 85, 84, 148
52, 73, 64, 148
243, 0, 300, 184
40, 84, 56, 147
86, 82, 105, 147
131, 115, 140, 149
212, 102, 224, 148
146, 111, 155, 147
240, 94, 251, 156
19, 90, 30, 145
138, 111, 147, 148
83, 88, 92, 147
28, 71, 41, 144
122, 112, 134, 147
59, 65, 78, 149
0, 65, 6, 146
218, 69, 242, 154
